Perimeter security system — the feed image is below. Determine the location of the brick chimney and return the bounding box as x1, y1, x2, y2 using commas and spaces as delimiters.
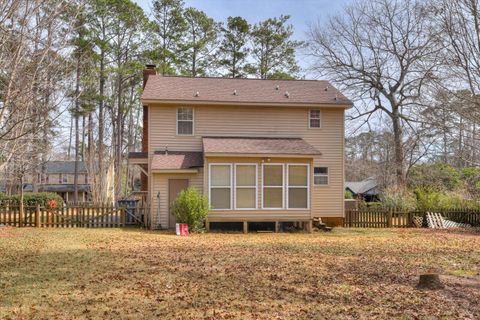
142, 64, 156, 153
141, 65, 156, 192
143, 64, 156, 89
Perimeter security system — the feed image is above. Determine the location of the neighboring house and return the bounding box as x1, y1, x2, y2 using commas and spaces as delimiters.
130, 65, 352, 230
1, 161, 91, 203
345, 177, 380, 202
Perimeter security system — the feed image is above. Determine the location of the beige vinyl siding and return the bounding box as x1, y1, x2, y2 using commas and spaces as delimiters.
149, 103, 345, 218
151, 168, 204, 228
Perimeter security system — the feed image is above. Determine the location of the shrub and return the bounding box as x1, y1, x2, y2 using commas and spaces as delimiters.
344, 190, 353, 199
380, 186, 417, 211
461, 167, 480, 198
7, 192, 64, 208
170, 187, 209, 232
408, 163, 460, 191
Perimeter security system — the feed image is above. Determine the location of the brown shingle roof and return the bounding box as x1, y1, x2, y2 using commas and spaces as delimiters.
151, 151, 203, 170
203, 137, 321, 156
142, 76, 352, 106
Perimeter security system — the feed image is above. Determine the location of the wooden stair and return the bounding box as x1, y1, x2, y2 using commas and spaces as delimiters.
312, 217, 332, 232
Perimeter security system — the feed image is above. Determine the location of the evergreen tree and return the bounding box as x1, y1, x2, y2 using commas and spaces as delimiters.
179, 8, 220, 77
218, 16, 250, 78
249, 15, 302, 79
151, 0, 187, 75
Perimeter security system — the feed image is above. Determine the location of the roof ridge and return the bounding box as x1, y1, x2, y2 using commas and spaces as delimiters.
203, 136, 302, 140
153, 75, 329, 82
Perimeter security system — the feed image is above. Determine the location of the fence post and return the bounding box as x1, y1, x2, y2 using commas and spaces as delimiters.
387, 208, 393, 228
120, 207, 126, 227
35, 203, 41, 228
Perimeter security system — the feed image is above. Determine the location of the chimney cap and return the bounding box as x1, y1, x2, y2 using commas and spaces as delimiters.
145, 64, 156, 69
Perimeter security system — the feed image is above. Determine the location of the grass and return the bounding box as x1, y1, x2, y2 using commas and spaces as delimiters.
1, 227, 480, 319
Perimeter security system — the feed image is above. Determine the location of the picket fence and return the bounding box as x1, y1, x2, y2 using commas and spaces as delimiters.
0, 204, 147, 228
345, 208, 480, 228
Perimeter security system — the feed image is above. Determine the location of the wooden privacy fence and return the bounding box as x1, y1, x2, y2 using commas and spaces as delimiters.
0, 204, 148, 228
345, 208, 480, 228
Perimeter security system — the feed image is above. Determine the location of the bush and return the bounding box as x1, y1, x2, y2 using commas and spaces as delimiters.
6, 192, 65, 208
344, 190, 353, 199
380, 186, 417, 211
461, 167, 480, 198
408, 163, 460, 191
170, 187, 209, 232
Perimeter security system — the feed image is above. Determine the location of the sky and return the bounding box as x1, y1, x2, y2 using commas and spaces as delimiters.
134, 0, 350, 78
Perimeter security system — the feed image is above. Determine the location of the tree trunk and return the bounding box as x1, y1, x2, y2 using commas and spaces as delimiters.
73, 56, 80, 204
98, 50, 105, 203
391, 107, 405, 186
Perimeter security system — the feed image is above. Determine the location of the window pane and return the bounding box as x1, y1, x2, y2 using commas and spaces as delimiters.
314, 176, 328, 185
178, 107, 193, 120
263, 188, 282, 208
314, 167, 328, 175
288, 165, 308, 186
211, 165, 230, 186
211, 188, 231, 209
310, 110, 320, 118
236, 188, 256, 208
263, 165, 283, 186
236, 165, 256, 186
310, 119, 320, 128
289, 188, 308, 208
178, 121, 193, 135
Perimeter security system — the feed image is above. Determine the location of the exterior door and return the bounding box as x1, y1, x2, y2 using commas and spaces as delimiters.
168, 179, 189, 229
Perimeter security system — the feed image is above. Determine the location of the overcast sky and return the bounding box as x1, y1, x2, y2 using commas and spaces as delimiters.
134, 0, 350, 78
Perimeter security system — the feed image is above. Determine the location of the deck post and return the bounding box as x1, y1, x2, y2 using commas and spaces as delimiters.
275, 221, 280, 233
243, 221, 248, 234
205, 219, 210, 232
306, 220, 313, 233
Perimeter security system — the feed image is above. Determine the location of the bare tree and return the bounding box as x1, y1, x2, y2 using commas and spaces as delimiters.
308, 0, 441, 186
437, 0, 480, 166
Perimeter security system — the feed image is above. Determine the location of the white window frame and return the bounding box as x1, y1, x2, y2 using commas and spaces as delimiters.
313, 166, 329, 186
208, 163, 233, 210
286, 164, 310, 210
234, 163, 258, 210
261, 163, 285, 210
308, 109, 321, 129
176, 106, 194, 136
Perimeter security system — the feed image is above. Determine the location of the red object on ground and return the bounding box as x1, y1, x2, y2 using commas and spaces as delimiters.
176, 223, 189, 236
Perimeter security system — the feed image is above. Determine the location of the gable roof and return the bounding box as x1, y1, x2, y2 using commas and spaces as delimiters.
45, 161, 87, 174
142, 76, 352, 107
151, 152, 203, 171
345, 178, 378, 195
203, 137, 321, 156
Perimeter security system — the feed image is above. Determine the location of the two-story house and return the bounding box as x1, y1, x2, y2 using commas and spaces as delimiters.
130, 65, 352, 231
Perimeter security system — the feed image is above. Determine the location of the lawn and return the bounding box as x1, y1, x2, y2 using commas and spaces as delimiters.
1, 228, 479, 319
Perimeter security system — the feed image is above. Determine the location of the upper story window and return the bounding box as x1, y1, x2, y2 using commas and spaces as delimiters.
177, 107, 193, 135
309, 109, 321, 128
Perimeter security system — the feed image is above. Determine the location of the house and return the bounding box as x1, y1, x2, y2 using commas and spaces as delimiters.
345, 177, 380, 202
129, 65, 352, 231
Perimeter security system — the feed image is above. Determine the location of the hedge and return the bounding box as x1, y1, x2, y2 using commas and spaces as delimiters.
0, 192, 65, 208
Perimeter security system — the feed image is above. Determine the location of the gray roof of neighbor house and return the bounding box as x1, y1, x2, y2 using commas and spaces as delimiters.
202, 137, 321, 156
142, 76, 352, 106
45, 161, 87, 174
345, 177, 379, 195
